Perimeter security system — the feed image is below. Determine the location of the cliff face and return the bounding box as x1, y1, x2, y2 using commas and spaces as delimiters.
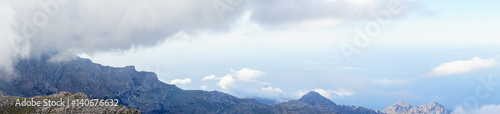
0, 91, 140, 114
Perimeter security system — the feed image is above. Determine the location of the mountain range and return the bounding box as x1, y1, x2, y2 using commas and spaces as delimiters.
0, 55, 451, 113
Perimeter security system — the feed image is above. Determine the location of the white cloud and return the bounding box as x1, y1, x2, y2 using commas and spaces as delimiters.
202, 75, 217, 80
254, 86, 284, 99
0, 2, 30, 78
332, 89, 355, 98
232, 68, 265, 80
428, 56, 497, 76
217, 74, 235, 90
371, 79, 410, 86
206, 68, 267, 90
169, 78, 191, 85
200, 85, 208, 90
297, 88, 354, 99
202, 68, 285, 99
258, 86, 283, 93
452, 105, 500, 114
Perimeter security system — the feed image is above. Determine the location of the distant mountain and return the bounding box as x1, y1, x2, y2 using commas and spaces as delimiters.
0, 91, 139, 113
252, 97, 279, 105
382, 100, 451, 114
299, 91, 339, 111
271, 91, 383, 114
0, 54, 419, 113
382, 100, 413, 114
338, 105, 384, 114
407, 102, 451, 114
272, 91, 340, 113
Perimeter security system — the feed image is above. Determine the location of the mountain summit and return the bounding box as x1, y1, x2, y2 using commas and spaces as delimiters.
382, 100, 412, 114
382, 100, 450, 114
299, 91, 339, 111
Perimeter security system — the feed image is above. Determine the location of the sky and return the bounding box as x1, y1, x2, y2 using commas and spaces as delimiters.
1, 0, 500, 112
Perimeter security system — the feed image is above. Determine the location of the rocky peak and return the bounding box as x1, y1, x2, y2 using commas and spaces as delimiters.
383, 100, 450, 114
408, 102, 450, 114
426, 102, 441, 107
299, 91, 339, 112
382, 100, 413, 114
124, 65, 136, 71
395, 100, 412, 108
300, 91, 326, 101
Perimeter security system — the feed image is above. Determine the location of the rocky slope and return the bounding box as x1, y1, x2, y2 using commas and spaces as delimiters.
382, 100, 451, 114
0, 91, 139, 113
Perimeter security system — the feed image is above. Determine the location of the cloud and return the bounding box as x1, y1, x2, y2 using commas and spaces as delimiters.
169, 78, 191, 85
427, 56, 497, 76
370, 79, 410, 86
452, 105, 500, 114
297, 88, 354, 99
213, 68, 266, 90
0, 0, 438, 75
202, 75, 217, 80
258, 86, 283, 93
200, 85, 208, 90
232, 68, 265, 80
217, 74, 235, 90
202, 68, 283, 99
0, 0, 246, 64
0, 2, 30, 78
254, 86, 283, 99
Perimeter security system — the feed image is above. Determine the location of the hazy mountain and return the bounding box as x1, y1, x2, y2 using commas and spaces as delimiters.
0, 91, 140, 113
382, 100, 413, 114
382, 100, 450, 114
407, 102, 451, 114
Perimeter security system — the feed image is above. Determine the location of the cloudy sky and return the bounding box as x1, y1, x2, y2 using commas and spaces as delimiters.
1, 0, 500, 112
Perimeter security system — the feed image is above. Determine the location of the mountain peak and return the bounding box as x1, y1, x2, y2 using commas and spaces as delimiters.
395, 100, 411, 107
422, 102, 445, 109
298, 91, 339, 112
382, 100, 413, 114
383, 100, 450, 114
300, 91, 324, 99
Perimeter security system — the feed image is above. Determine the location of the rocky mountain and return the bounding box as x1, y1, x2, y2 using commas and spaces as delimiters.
271, 91, 340, 114
0, 54, 448, 113
271, 91, 383, 114
0, 91, 139, 113
382, 100, 451, 114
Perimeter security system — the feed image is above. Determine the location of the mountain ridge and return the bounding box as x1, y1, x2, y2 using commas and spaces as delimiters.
0, 55, 450, 113
382, 100, 451, 114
